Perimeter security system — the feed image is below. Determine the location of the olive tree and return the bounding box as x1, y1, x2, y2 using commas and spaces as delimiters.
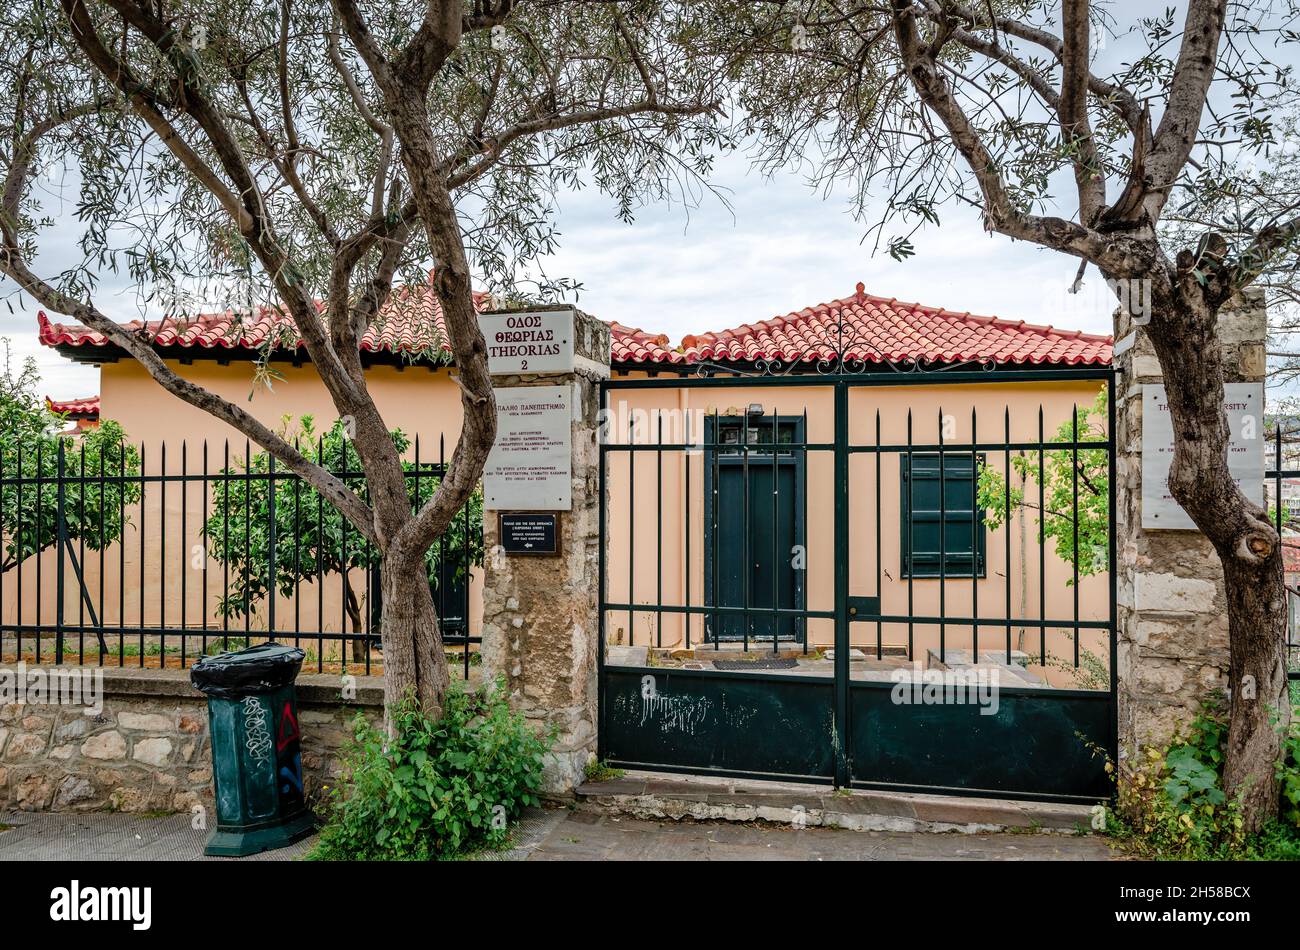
0, 0, 734, 716
735, 0, 1300, 829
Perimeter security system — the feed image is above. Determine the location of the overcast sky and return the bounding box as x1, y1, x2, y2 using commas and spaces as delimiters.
533, 147, 1116, 343
2, 145, 1117, 400
1, 1, 1281, 400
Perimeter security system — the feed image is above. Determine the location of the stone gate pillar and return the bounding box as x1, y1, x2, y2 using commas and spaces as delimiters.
1115, 289, 1267, 757
479, 309, 610, 793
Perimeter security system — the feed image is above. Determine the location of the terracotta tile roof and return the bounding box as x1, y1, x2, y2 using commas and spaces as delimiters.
46, 395, 100, 418
1284, 543, 1300, 576
38, 284, 493, 360
607, 322, 683, 364
37, 280, 1111, 371
681, 283, 1112, 367
38, 284, 668, 366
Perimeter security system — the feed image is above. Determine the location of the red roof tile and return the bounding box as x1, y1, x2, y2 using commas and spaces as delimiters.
46, 395, 100, 418
38, 282, 493, 360
1284, 543, 1300, 576
37, 280, 1111, 372
681, 283, 1112, 367
607, 322, 683, 364
37, 280, 667, 366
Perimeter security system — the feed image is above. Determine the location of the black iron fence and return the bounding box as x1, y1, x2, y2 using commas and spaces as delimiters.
1267, 422, 1300, 677
0, 436, 483, 677
596, 369, 1117, 797
599, 375, 1115, 686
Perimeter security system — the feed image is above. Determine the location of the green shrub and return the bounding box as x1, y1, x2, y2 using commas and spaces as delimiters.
1110, 702, 1242, 859
309, 679, 549, 861
1278, 712, 1300, 828
1109, 698, 1300, 860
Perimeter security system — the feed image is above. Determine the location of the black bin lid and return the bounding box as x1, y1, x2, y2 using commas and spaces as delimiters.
190, 642, 306, 699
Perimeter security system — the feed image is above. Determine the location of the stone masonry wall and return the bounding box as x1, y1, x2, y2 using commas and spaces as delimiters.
0, 667, 381, 813
480, 309, 609, 793
1115, 289, 1267, 753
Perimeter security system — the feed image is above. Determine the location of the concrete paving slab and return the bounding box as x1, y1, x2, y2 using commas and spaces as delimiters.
578, 769, 1095, 832
0, 804, 1119, 861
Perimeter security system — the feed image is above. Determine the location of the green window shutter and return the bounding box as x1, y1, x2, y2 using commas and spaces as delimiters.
901, 453, 985, 578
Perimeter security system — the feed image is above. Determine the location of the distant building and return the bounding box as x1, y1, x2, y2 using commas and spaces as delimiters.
46, 395, 100, 435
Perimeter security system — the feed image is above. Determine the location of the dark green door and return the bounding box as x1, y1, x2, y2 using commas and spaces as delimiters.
705, 417, 804, 642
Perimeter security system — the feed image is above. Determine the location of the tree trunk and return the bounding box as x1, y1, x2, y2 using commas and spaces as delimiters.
343, 582, 366, 664
377, 552, 449, 725
1145, 278, 1290, 832
1221, 553, 1290, 826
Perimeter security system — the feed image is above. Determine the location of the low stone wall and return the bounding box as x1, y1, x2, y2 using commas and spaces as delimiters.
0, 666, 382, 813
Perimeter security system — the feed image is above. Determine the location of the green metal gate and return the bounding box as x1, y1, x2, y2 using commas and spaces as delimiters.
598, 360, 1116, 803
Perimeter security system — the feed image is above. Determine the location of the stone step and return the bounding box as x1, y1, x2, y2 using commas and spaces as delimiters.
575, 770, 1096, 834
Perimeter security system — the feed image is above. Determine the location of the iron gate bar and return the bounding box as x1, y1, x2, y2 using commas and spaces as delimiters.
597, 401, 608, 764
139, 444, 146, 664
119, 443, 126, 664
1038, 407, 1047, 662
181, 443, 187, 663
161, 443, 167, 661
657, 414, 663, 649
770, 407, 777, 651
834, 380, 850, 785
599, 604, 834, 619
939, 409, 947, 662
1072, 407, 1080, 666
712, 410, 719, 647
907, 410, 914, 660
971, 407, 978, 660
1270, 420, 1290, 533
685, 411, 691, 649
36, 443, 42, 663
629, 415, 634, 647
875, 409, 882, 659
743, 411, 750, 650
798, 408, 812, 653
55, 442, 64, 663
1266, 418, 1300, 679
1003, 407, 1012, 662
1108, 375, 1119, 754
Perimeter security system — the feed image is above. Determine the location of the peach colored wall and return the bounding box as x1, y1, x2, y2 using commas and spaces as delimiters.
1, 358, 481, 654
100, 358, 469, 451
5, 357, 1109, 689
602, 378, 1110, 689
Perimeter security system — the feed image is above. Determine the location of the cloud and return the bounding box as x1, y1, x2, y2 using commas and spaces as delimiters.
531, 152, 1114, 342
2, 139, 1116, 404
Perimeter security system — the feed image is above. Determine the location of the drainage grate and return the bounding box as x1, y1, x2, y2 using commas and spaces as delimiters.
711, 657, 799, 671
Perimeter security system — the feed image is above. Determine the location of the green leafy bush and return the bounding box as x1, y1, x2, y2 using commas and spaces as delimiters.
1277, 716, 1300, 828
1110, 703, 1242, 859
0, 344, 141, 575
310, 680, 549, 861
1109, 699, 1300, 860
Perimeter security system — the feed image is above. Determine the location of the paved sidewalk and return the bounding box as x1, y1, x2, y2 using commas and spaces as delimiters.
0, 810, 317, 861
0, 808, 1119, 861
530, 810, 1118, 860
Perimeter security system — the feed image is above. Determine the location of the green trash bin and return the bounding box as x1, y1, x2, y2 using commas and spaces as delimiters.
190, 642, 317, 856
